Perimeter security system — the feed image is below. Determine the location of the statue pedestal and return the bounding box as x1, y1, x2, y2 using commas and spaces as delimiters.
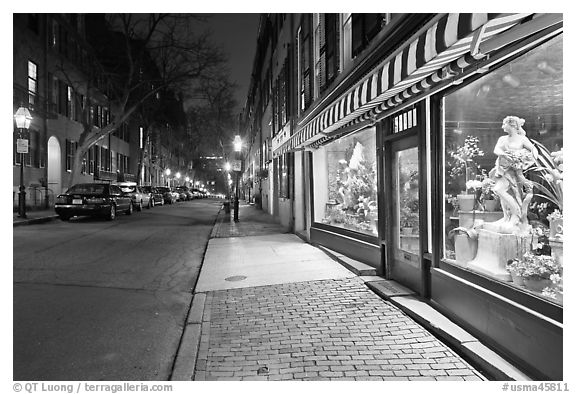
467, 229, 531, 281
458, 210, 503, 228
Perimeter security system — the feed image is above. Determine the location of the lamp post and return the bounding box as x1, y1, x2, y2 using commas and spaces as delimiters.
14, 107, 33, 218
165, 168, 171, 187
233, 135, 242, 222
176, 172, 181, 186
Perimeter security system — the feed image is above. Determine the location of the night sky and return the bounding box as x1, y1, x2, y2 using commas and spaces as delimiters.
206, 13, 260, 112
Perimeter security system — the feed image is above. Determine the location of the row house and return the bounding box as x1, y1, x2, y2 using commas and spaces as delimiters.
240, 13, 563, 379
13, 14, 186, 210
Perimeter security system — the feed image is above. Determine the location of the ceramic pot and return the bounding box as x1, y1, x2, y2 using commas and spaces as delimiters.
483, 199, 499, 212
510, 273, 525, 286
523, 278, 552, 292
457, 194, 476, 211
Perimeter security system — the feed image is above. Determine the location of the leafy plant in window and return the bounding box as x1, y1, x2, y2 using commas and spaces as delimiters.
447, 136, 484, 192
328, 140, 377, 233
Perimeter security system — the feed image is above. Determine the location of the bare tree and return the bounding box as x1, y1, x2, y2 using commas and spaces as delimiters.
61, 13, 228, 187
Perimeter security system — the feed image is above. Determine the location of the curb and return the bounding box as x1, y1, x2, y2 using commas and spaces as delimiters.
170, 293, 207, 381
13, 215, 59, 227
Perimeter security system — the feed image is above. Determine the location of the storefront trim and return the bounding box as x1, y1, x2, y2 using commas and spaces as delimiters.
430, 268, 563, 380
310, 224, 380, 268
274, 13, 529, 157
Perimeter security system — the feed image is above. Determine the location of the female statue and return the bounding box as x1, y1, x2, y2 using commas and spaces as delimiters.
487, 116, 538, 235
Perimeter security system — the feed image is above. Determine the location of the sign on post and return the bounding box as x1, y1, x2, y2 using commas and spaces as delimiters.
16, 139, 29, 154
232, 160, 241, 172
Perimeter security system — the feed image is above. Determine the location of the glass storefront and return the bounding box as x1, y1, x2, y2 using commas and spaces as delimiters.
442, 34, 563, 305
313, 127, 378, 236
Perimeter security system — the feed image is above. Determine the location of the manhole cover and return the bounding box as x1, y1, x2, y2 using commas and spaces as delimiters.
225, 275, 247, 282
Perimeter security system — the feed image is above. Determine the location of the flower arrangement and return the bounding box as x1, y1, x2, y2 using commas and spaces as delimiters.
517, 252, 561, 280
400, 209, 419, 230
502, 149, 535, 171
465, 179, 483, 193
547, 209, 563, 222
479, 177, 498, 201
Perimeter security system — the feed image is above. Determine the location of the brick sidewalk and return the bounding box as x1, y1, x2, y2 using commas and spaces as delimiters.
193, 277, 485, 381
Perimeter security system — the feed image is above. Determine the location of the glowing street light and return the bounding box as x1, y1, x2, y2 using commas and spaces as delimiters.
233, 135, 242, 222
165, 168, 171, 187
14, 106, 33, 218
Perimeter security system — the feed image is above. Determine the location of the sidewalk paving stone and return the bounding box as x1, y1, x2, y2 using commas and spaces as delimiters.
193, 276, 486, 381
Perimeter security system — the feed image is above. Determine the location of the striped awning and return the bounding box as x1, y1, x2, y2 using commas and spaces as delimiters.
273, 13, 530, 157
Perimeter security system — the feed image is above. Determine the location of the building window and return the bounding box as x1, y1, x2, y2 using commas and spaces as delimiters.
88, 145, 95, 174
67, 86, 74, 120
299, 14, 313, 112
27, 14, 39, 35
313, 127, 378, 236
351, 14, 389, 58
315, 14, 340, 93
443, 34, 563, 305
65, 139, 76, 172
50, 19, 59, 50
28, 60, 37, 109
277, 153, 290, 199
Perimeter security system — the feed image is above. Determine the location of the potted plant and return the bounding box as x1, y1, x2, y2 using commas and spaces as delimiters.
448, 136, 485, 212
460, 179, 482, 211
480, 177, 500, 211
506, 258, 526, 286
400, 209, 418, 235
519, 252, 562, 292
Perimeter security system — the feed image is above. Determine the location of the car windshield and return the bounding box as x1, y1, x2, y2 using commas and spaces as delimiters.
120, 186, 136, 193
67, 184, 106, 194
156, 187, 169, 192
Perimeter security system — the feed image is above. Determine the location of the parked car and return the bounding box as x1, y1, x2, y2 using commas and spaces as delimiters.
116, 182, 150, 211
55, 182, 133, 221
175, 186, 193, 201
191, 188, 203, 199
142, 186, 163, 207
156, 186, 176, 204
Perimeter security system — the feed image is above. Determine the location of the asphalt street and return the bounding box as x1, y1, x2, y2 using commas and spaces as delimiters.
13, 199, 221, 380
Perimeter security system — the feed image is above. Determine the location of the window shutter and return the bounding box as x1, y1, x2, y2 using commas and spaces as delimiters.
317, 14, 326, 90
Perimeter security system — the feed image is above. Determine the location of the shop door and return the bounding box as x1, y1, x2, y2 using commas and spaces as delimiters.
384, 106, 424, 294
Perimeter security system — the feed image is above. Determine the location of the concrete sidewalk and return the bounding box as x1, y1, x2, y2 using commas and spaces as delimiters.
13, 208, 59, 226
172, 202, 529, 381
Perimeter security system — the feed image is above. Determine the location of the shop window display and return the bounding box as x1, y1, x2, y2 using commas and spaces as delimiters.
315, 128, 378, 236
443, 35, 563, 305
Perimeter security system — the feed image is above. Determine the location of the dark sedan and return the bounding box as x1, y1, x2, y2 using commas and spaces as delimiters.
54, 183, 133, 221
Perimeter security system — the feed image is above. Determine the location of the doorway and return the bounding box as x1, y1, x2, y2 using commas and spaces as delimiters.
47, 136, 62, 198
382, 105, 425, 294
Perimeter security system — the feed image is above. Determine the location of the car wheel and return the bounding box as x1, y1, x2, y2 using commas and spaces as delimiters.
107, 205, 116, 221
137, 200, 143, 211
59, 215, 70, 221
126, 202, 133, 215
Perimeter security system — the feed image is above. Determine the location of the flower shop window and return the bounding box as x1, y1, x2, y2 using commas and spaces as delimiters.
442, 34, 563, 305
313, 127, 378, 236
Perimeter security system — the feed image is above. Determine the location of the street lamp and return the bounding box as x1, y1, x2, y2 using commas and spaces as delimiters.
165, 168, 171, 187
233, 135, 242, 222
14, 106, 33, 218
176, 172, 181, 186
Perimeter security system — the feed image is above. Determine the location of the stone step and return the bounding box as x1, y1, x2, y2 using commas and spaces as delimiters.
317, 245, 378, 276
